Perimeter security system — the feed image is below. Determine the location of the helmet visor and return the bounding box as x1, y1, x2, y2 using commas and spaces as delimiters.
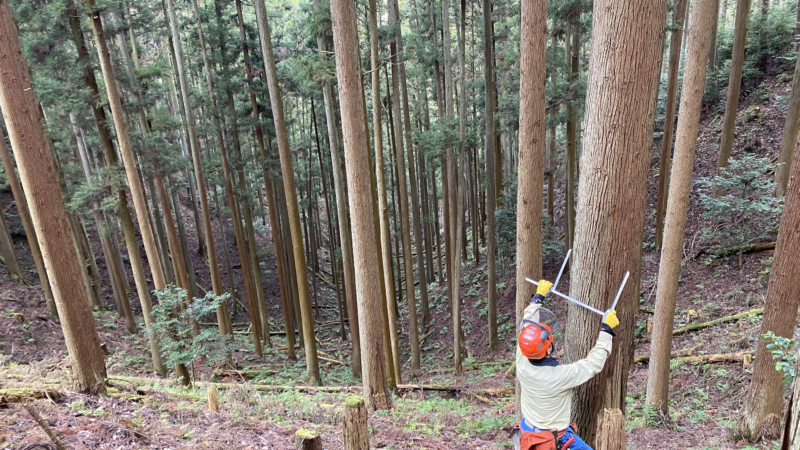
519, 307, 558, 335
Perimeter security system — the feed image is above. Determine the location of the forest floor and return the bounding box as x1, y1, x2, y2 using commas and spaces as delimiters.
0, 63, 795, 449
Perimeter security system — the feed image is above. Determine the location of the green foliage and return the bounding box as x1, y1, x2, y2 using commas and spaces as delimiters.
696, 154, 783, 249
763, 331, 797, 385
148, 287, 235, 376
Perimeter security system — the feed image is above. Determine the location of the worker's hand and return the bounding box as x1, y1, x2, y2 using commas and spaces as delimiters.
536, 280, 553, 297
604, 310, 619, 329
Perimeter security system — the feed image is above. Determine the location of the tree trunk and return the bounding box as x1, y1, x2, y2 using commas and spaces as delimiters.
565, 0, 668, 444
255, 0, 319, 384
312, 0, 360, 377
739, 106, 800, 442
716, 0, 753, 196
0, 190, 23, 282
645, 0, 716, 414
330, 0, 392, 409
654, 0, 689, 251
366, 0, 401, 388
188, 0, 234, 336
0, 133, 55, 315
0, 0, 107, 393
596, 409, 626, 450
565, 20, 579, 254
483, 0, 498, 353
72, 115, 138, 334
775, 44, 800, 197
342, 395, 370, 450
514, 0, 547, 415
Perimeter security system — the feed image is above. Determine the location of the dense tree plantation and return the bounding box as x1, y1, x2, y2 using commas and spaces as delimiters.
2, 0, 800, 447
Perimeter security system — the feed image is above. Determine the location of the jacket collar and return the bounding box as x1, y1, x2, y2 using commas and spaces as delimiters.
529, 356, 560, 367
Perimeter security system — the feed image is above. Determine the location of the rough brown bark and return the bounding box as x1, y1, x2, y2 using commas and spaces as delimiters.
483, 0, 498, 353
716, 0, 752, 195
775, 44, 800, 197
564, 0, 667, 444
330, 0, 391, 409
565, 20, 578, 254
255, 0, 319, 384
596, 409, 626, 450
515, 0, 547, 370
739, 110, 800, 441
0, 186, 23, 282
342, 395, 370, 450
0, 0, 107, 393
646, 0, 716, 414
0, 132, 55, 315
654, 0, 689, 250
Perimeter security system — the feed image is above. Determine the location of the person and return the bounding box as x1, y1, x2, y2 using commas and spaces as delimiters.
514, 279, 619, 450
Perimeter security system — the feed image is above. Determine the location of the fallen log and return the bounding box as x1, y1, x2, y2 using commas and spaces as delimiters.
395, 384, 513, 395
212, 369, 278, 379
672, 308, 763, 336
107, 375, 356, 393
673, 351, 752, 365
634, 345, 700, 364
711, 242, 776, 258
0, 388, 62, 407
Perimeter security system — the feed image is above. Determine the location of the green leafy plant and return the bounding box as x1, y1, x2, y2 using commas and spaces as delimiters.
763, 331, 797, 384
148, 287, 235, 372
696, 154, 783, 249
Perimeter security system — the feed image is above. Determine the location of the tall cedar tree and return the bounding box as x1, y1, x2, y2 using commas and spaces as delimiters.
254, 0, 320, 384
329, 0, 392, 409
564, 0, 667, 444
0, 0, 107, 393
646, 0, 717, 414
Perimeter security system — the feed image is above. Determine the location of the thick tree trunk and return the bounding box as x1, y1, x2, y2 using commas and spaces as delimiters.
312, 0, 360, 377
330, 0, 392, 409
483, 0, 498, 353
564, 0, 667, 444
0, 133, 55, 315
775, 46, 800, 197
565, 20, 579, 254
0, 0, 107, 393
739, 111, 800, 442
255, 0, 320, 384
645, 0, 716, 414
515, 0, 547, 401
716, 0, 752, 195
654, 0, 689, 250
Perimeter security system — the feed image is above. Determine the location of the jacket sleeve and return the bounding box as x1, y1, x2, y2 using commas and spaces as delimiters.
550, 332, 613, 391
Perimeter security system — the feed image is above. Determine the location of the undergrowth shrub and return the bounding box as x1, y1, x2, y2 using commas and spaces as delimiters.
149, 287, 235, 376
695, 154, 783, 249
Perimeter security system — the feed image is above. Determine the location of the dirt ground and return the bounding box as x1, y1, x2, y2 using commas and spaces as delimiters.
0, 64, 794, 449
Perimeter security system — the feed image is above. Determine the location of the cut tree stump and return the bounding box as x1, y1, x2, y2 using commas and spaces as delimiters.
342, 395, 369, 450
295, 428, 322, 450
207, 384, 219, 411
596, 408, 625, 450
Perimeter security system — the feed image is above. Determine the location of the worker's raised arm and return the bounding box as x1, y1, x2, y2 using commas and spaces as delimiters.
550, 310, 619, 391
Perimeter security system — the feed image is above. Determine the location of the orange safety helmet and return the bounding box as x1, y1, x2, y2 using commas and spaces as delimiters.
518, 308, 558, 360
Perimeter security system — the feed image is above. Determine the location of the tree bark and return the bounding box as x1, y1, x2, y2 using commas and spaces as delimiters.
596, 409, 626, 450
0, 186, 23, 282
565, 20, 579, 254
330, 0, 392, 409
483, 0, 498, 353
0, 0, 107, 393
716, 0, 753, 196
564, 0, 667, 444
654, 0, 689, 251
775, 44, 800, 197
255, 0, 319, 384
312, 0, 360, 377
342, 395, 370, 450
645, 0, 716, 414
739, 108, 800, 442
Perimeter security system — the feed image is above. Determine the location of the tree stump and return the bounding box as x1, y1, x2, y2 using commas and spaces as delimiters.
342, 395, 369, 450
207, 384, 219, 411
295, 428, 322, 450
596, 408, 625, 450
